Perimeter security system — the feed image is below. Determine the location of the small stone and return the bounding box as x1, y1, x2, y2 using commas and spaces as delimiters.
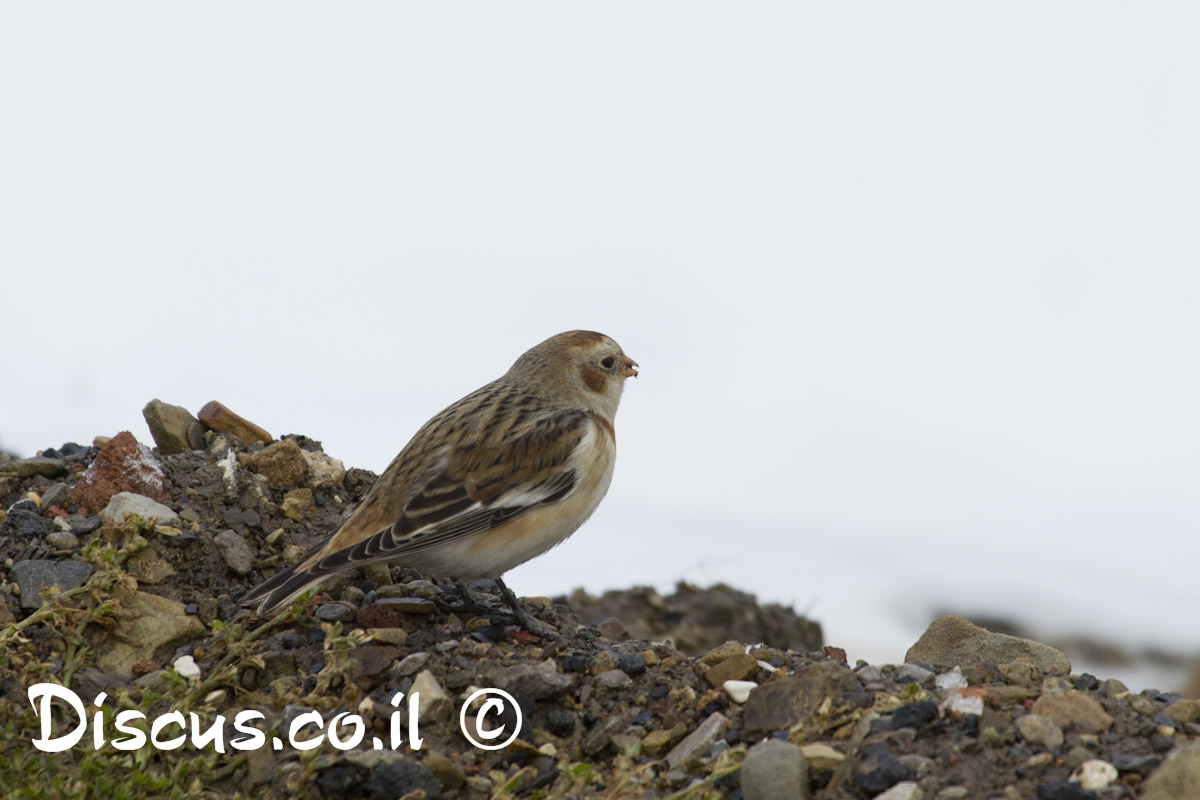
1016, 714, 1065, 749
1164, 698, 1200, 724
99, 492, 179, 527
1069, 759, 1117, 791
281, 488, 313, 522
11, 559, 93, 610
128, 551, 177, 585
1098, 678, 1128, 698
892, 701, 939, 730
906, 615, 1071, 675
142, 399, 201, 455
875, 783, 923, 800
315, 602, 357, 623
856, 664, 884, 683
740, 739, 808, 800
595, 669, 632, 689
173, 655, 201, 679
582, 708, 638, 756
214, 530, 255, 576
544, 708, 576, 738
45, 530, 80, 550
665, 712, 729, 769
704, 652, 759, 687
1111, 752, 1164, 776
424, 752, 465, 791
390, 652, 431, 679
897, 663, 935, 684
743, 660, 861, 735
642, 727, 682, 756
39, 483, 70, 513
355, 645, 400, 679
377, 597, 439, 614
367, 628, 407, 647
410, 670, 452, 724
596, 616, 629, 640
935, 788, 970, 800
365, 759, 443, 800
1140, 741, 1200, 800
724, 680, 756, 704
356, 603, 401, 629
198, 401, 273, 446
240, 438, 306, 487
1031, 691, 1114, 733
301, 450, 346, 489
799, 743, 845, 771
492, 660, 573, 700
854, 743, 915, 796
699, 641, 746, 665
0, 456, 69, 478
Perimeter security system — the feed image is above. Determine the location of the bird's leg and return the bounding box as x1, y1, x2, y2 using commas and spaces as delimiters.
453, 581, 487, 615
495, 577, 559, 639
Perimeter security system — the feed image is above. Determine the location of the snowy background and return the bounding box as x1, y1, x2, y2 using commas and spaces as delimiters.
3, 4, 1198, 689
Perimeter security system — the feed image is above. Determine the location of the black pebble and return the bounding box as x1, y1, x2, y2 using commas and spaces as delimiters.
560, 655, 587, 673
365, 759, 442, 800
184, 604, 199, 615
892, 700, 939, 730
634, 710, 653, 726
317, 766, 362, 799
1037, 781, 1099, 800
617, 653, 645, 675
853, 742, 915, 796
649, 684, 669, 699
544, 708, 576, 737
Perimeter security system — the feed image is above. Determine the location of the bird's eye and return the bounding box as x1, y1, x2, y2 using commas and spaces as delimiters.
601, 357, 615, 369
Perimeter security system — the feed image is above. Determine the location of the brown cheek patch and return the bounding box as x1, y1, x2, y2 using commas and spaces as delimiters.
580, 366, 606, 393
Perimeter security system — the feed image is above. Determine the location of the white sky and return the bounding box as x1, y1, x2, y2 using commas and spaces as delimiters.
3, 4, 1198, 684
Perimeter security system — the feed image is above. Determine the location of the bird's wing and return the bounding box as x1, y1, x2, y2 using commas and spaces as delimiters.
305, 409, 592, 575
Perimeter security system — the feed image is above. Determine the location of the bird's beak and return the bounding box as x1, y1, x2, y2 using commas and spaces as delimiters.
622, 356, 639, 378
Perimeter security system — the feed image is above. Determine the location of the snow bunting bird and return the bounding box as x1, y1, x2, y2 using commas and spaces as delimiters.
241, 330, 637, 634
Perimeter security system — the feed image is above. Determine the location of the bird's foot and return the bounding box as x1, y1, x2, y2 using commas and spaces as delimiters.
495, 577, 561, 640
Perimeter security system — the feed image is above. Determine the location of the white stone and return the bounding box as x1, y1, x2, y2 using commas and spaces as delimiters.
1070, 759, 1118, 791
935, 668, 969, 690
302, 450, 346, 488
173, 655, 200, 679
723, 679, 756, 704
410, 669, 452, 724
874, 781, 923, 800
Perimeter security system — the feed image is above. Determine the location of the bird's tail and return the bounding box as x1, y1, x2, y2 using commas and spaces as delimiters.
240, 540, 336, 616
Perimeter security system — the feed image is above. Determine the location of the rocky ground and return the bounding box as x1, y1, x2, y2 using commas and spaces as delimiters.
1, 399, 1199, 800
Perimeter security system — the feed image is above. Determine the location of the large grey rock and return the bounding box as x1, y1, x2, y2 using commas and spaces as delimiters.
905, 615, 1070, 675
741, 739, 809, 800
12, 559, 93, 609
1141, 741, 1200, 800
142, 399, 201, 455
100, 492, 179, 526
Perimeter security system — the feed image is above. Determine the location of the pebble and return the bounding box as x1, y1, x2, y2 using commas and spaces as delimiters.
875, 782, 923, 800
173, 655, 201, 679
410, 670, 452, 724
724, 679, 756, 704
365, 758, 443, 800
934, 788, 969, 800
595, 669, 632, 689
856, 664, 884, 683
213, 529, 255, 576
799, 743, 845, 771
740, 739, 808, 800
493, 659, 573, 700
1016, 714, 1065, 749
704, 652, 759, 687
301, 449, 346, 488
377, 597, 439, 614
854, 743, 916, 796
935, 668, 969, 690
390, 652, 431, 679
544, 708, 576, 738
39, 483, 70, 513
45, 530, 80, 550
1069, 759, 1117, 791
897, 663, 934, 685
893, 700, 939, 730
665, 712, 729, 769
239, 438, 306, 487
1031, 690, 1114, 733
315, 602, 357, 623
100, 492, 179, 527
